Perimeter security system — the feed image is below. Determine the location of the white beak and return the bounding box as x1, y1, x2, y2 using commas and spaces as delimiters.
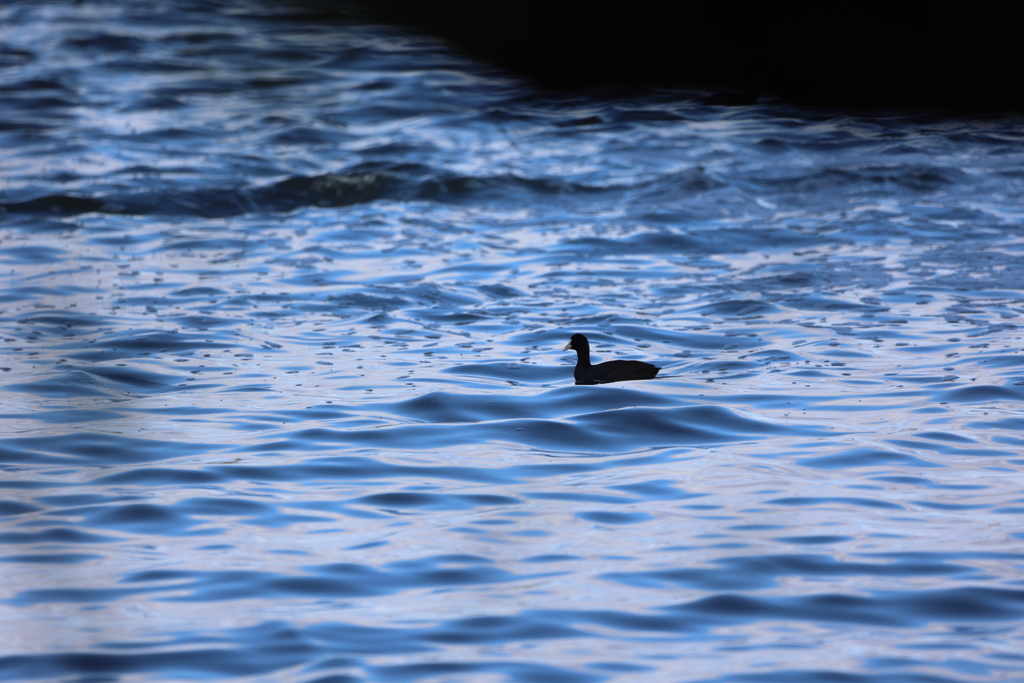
562, 342, 573, 351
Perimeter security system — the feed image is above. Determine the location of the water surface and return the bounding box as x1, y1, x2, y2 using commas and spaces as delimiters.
2, 2, 1024, 682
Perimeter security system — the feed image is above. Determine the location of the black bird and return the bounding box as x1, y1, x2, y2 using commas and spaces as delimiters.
562, 333, 660, 385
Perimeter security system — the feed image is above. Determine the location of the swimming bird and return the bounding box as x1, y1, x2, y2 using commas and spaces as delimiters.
563, 333, 660, 385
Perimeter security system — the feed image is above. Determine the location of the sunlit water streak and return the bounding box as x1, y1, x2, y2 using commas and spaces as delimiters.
2, 1, 1024, 682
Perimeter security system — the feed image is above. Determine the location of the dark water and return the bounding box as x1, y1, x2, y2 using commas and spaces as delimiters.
3, 1, 1024, 681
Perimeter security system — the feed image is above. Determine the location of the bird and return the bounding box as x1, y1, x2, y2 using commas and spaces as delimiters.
562, 333, 660, 385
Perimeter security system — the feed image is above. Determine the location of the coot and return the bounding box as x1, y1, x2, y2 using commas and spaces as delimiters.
563, 333, 660, 385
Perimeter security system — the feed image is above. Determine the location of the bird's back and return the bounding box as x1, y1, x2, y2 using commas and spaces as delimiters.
575, 359, 660, 385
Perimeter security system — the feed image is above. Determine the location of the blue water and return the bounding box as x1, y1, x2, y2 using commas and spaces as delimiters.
3, 1, 1024, 681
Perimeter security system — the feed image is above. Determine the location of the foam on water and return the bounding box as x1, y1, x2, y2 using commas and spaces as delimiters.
2, 1, 1024, 682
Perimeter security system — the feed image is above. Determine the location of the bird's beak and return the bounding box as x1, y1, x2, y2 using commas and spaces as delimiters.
562, 342, 573, 351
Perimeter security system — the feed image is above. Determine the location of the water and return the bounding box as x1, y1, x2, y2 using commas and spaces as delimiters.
2, 1, 1024, 681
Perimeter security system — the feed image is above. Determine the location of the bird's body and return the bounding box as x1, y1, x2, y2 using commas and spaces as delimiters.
563, 333, 660, 385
